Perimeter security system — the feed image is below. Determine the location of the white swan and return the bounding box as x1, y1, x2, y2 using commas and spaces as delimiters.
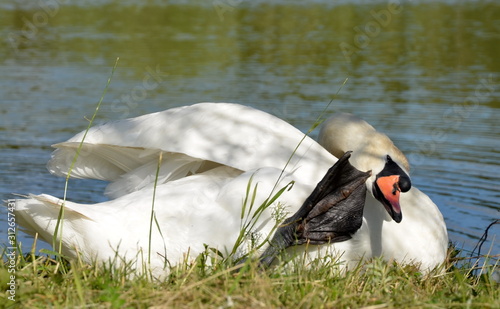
14, 103, 448, 277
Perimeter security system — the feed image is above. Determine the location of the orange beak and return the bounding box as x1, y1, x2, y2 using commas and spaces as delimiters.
372, 155, 411, 223
374, 175, 402, 223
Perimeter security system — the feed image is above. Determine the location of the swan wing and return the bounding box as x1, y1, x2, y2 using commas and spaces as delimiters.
47, 103, 336, 185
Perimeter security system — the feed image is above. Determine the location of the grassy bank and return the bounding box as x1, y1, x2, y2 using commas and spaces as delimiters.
1, 243, 498, 308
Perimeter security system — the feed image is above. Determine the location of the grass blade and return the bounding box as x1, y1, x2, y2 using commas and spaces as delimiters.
52, 57, 120, 255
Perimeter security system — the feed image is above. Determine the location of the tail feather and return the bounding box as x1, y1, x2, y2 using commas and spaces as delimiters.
13, 194, 91, 248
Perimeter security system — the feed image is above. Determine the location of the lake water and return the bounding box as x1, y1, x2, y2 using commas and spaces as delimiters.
1, 1, 498, 270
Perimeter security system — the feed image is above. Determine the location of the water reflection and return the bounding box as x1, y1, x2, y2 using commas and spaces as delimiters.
1, 1, 498, 267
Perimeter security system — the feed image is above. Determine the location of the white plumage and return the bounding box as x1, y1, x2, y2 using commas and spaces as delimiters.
14, 102, 448, 278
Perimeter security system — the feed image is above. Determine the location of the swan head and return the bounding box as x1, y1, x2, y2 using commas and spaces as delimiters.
318, 113, 411, 223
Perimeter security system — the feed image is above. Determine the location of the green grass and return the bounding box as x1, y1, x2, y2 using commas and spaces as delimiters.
1, 242, 498, 308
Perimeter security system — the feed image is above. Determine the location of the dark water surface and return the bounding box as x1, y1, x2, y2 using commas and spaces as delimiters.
1, 1, 498, 270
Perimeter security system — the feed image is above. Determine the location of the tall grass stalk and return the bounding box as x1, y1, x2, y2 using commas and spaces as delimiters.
148, 151, 168, 270
52, 57, 120, 257
228, 175, 294, 261
225, 77, 351, 266
268, 77, 349, 196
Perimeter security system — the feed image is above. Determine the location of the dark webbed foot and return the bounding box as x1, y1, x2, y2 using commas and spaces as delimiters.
258, 151, 371, 268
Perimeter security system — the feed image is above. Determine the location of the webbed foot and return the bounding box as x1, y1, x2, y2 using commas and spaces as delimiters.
258, 151, 371, 268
